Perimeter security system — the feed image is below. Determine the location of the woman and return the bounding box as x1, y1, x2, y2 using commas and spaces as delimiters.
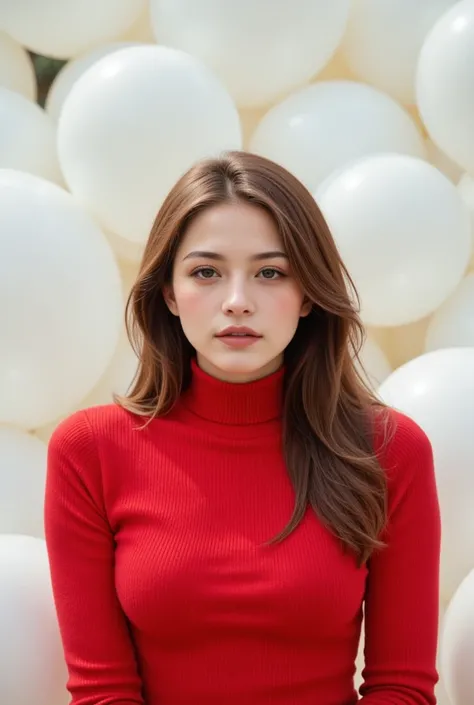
45, 151, 441, 705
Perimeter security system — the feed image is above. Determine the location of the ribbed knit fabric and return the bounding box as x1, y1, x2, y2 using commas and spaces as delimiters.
44, 358, 441, 705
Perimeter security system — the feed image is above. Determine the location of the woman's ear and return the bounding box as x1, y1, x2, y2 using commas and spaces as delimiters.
300, 297, 312, 318
163, 285, 179, 316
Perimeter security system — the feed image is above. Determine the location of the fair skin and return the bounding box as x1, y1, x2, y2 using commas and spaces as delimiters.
164, 201, 311, 383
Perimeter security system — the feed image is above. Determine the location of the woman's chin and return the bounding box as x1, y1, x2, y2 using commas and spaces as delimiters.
196, 350, 282, 382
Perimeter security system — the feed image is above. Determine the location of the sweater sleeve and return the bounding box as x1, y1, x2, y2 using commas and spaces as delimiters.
44, 410, 145, 705
359, 411, 441, 705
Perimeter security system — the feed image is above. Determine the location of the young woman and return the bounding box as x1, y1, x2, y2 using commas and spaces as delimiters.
45, 151, 441, 705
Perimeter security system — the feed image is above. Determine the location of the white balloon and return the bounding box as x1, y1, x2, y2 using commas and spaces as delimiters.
0, 170, 123, 429
250, 81, 426, 193
378, 348, 474, 601
416, 0, 474, 176
316, 154, 472, 326
0, 30, 36, 100
150, 0, 350, 108
425, 274, 474, 350
441, 569, 474, 704
358, 335, 392, 389
0, 0, 146, 59
58, 45, 242, 243
0, 427, 47, 537
46, 41, 142, 123
0, 87, 62, 184
341, 0, 456, 105
0, 535, 68, 705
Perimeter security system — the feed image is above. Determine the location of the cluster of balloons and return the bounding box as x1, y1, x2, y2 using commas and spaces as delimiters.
0, 1, 474, 704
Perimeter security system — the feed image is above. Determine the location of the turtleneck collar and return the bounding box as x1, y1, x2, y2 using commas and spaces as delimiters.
180, 357, 284, 425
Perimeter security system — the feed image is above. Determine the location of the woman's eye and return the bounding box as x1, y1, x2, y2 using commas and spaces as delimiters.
191, 267, 284, 280
193, 267, 217, 279
259, 268, 283, 280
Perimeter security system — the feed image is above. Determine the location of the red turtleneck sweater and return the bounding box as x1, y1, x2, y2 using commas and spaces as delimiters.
45, 359, 440, 705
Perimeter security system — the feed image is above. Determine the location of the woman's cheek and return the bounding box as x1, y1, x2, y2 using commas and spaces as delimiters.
266, 283, 305, 316
174, 281, 207, 314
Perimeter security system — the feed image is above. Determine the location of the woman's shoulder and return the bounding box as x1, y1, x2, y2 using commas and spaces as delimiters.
48, 403, 142, 458
375, 405, 432, 457
374, 405, 435, 494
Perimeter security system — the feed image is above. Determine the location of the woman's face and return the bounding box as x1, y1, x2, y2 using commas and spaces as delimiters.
165, 202, 311, 382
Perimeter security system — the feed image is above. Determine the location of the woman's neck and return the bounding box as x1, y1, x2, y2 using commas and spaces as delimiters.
180, 357, 284, 425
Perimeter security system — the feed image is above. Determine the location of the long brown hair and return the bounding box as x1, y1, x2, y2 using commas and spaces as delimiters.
117, 150, 390, 566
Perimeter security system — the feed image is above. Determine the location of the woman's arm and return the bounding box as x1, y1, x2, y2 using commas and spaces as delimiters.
44, 411, 145, 705
359, 411, 441, 704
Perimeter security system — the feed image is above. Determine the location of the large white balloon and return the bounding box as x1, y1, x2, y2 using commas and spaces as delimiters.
0, 87, 62, 184
0, 30, 36, 100
0, 427, 47, 537
0, 535, 68, 705
416, 0, 474, 176
46, 41, 142, 123
250, 81, 426, 193
341, 0, 456, 105
378, 348, 474, 602
0, 170, 123, 429
441, 569, 474, 705
316, 154, 472, 326
425, 274, 474, 350
58, 45, 242, 244
150, 0, 350, 108
0, 0, 146, 59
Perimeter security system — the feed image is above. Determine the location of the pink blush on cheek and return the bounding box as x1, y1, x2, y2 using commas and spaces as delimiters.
173, 285, 215, 318
268, 287, 305, 317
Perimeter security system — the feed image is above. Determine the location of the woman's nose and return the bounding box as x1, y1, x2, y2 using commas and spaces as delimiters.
221, 280, 255, 315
